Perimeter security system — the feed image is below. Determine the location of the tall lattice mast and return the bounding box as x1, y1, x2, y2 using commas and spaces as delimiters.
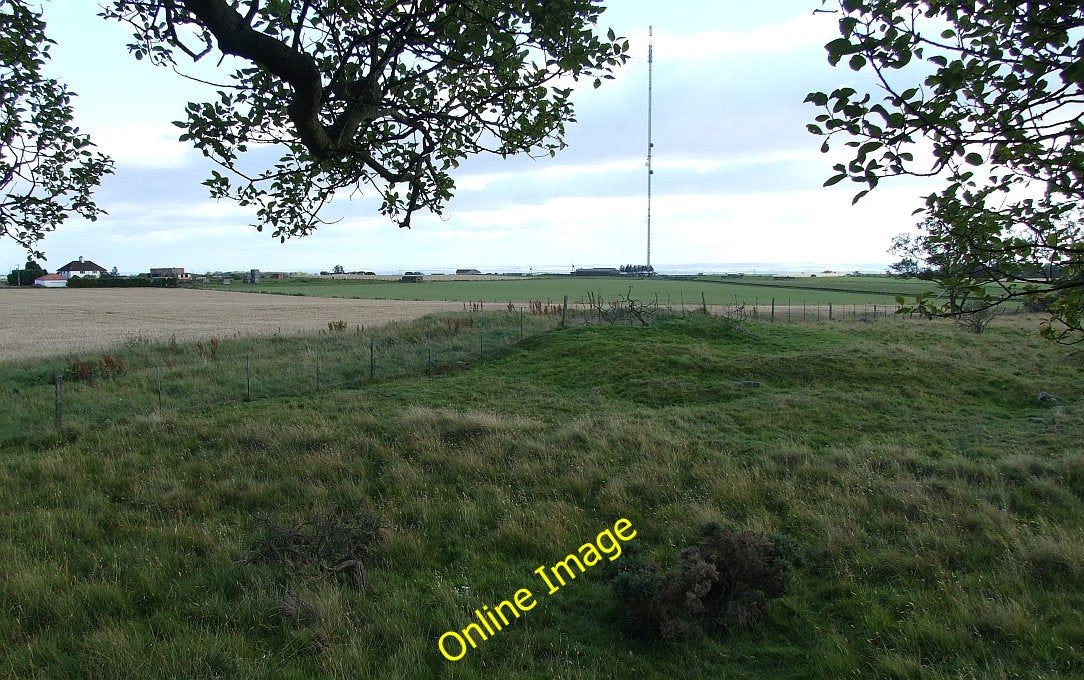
646, 26, 654, 270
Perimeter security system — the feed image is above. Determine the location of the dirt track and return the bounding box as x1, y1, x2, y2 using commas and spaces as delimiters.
1, 288, 461, 361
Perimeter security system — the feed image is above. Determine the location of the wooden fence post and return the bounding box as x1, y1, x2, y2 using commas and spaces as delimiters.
829, 301, 833, 320
53, 372, 62, 430
561, 295, 568, 327
701, 292, 707, 315
771, 298, 775, 323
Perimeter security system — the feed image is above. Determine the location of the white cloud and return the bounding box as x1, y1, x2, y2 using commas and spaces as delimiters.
639, 14, 836, 61
456, 149, 823, 192
93, 125, 194, 169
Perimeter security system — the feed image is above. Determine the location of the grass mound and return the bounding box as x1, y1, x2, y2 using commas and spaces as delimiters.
0, 315, 1080, 678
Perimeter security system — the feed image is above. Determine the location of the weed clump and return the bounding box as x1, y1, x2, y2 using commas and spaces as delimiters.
195, 337, 220, 359
956, 302, 998, 334
66, 354, 126, 382
610, 524, 794, 640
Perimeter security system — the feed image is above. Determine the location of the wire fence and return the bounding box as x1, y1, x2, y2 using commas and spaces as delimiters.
2, 306, 561, 442
1, 294, 1020, 442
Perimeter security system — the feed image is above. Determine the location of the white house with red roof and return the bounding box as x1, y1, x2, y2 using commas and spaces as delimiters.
57, 256, 107, 279
33, 273, 68, 288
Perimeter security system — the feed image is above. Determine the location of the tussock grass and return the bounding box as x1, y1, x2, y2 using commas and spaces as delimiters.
0, 314, 1081, 678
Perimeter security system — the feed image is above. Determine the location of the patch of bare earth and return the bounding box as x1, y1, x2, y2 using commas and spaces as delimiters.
1, 288, 461, 361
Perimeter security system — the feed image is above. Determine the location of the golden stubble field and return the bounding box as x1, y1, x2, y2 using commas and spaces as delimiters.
0, 288, 462, 361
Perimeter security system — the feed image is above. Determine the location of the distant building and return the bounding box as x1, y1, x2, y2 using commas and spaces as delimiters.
401, 274, 424, 283
33, 274, 68, 288
150, 267, 190, 281
572, 267, 621, 277
57, 256, 107, 279
456, 268, 482, 275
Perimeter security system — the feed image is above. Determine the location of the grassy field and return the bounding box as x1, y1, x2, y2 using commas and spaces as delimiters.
0, 308, 564, 441
199, 274, 942, 306
1, 312, 1080, 678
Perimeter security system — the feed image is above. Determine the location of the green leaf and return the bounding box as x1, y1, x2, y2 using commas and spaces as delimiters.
823, 173, 847, 187
964, 152, 983, 165
825, 38, 856, 66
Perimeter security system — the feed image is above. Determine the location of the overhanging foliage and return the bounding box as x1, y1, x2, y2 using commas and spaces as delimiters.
807, 0, 1083, 341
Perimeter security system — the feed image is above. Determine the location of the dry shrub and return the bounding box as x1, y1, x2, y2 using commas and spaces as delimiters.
248, 508, 385, 590
956, 302, 998, 334
611, 524, 794, 640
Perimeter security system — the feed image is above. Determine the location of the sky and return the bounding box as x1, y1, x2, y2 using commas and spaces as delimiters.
3, 1, 943, 275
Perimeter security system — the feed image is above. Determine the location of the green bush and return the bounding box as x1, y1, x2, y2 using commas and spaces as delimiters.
6, 269, 41, 286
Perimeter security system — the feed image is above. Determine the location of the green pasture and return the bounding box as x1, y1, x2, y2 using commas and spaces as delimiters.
201, 274, 941, 306
696, 274, 941, 296
0, 310, 1080, 678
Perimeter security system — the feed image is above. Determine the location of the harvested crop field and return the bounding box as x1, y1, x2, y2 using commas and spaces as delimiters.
0, 288, 461, 361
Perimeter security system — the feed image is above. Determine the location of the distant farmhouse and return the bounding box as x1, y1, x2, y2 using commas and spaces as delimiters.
33, 273, 68, 288
57, 256, 107, 279
149, 267, 190, 281
456, 268, 482, 275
